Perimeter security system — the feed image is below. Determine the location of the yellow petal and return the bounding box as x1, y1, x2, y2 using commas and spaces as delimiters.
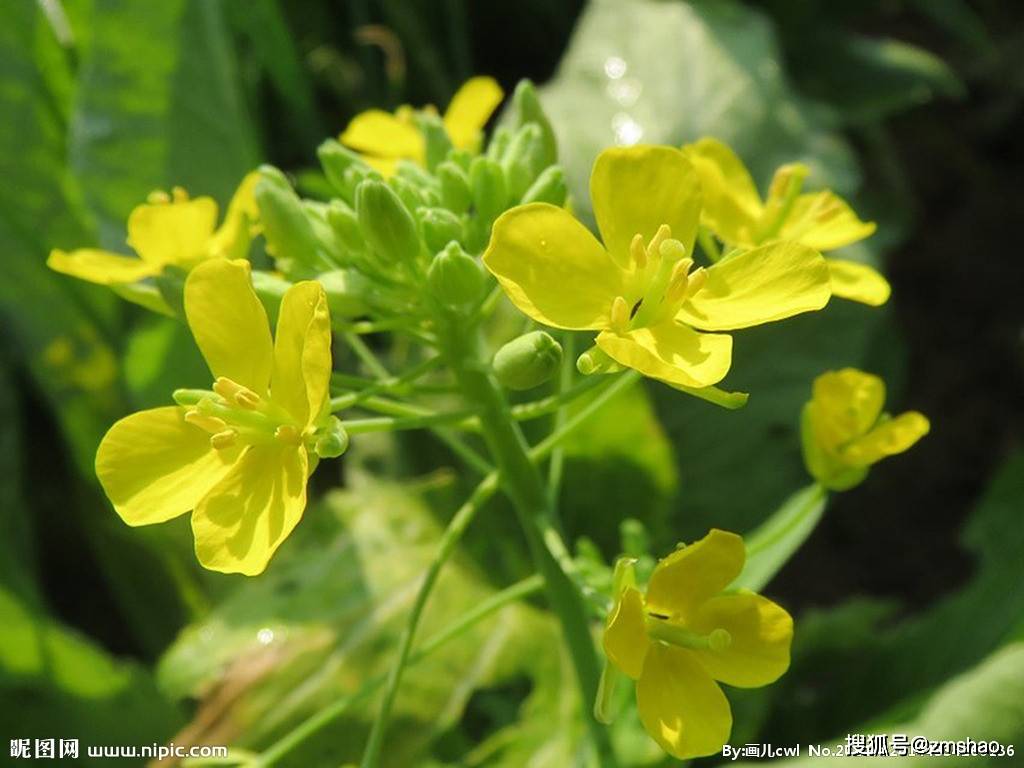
340, 109, 424, 164
777, 190, 876, 251
596, 322, 732, 388
603, 587, 650, 680
841, 411, 930, 466
590, 145, 702, 265
191, 444, 309, 576
127, 196, 218, 267
687, 592, 793, 688
684, 137, 762, 247
812, 368, 886, 447
636, 643, 732, 759
484, 203, 626, 330
443, 76, 504, 150
678, 241, 831, 331
48, 248, 160, 285
646, 529, 745, 618
184, 259, 274, 394
95, 407, 238, 526
272, 281, 332, 425
827, 258, 891, 306
208, 171, 261, 260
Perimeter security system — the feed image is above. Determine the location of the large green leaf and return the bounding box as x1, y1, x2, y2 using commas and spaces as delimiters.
157, 474, 561, 767
70, 0, 260, 245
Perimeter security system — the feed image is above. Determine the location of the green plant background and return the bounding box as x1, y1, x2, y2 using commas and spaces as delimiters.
1, 0, 1022, 765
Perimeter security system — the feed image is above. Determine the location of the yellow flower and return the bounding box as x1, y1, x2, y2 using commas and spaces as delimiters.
48, 172, 260, 287
95, 258, 338, 575
340, 76, 504, 175
802, 368, 929, 491
603, 529, 793, 760
483, 145, 832, 389
683, 137, 890, 306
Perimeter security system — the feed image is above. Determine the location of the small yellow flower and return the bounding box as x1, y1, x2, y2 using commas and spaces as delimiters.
802, 368, 929, 491
48, 172, 260, 287
340, 76, 504, 175
602, 530, 793, 760
684, 137, 889, 306
95, 258, 337, 575
483, 145, 832, 389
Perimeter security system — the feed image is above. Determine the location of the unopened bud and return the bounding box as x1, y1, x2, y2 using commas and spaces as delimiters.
521, 166, 568, 206
427, 242, 483, 308
318, 269, 371, 319
314, 417, 350, 459
437, 161, 472, 214
317, 140, 369, 202
419, 207, 464, 253
512, 80, 558, 167
355, 180, 421, 265
255, 167, 321, 269
502, 124, 545, 202
326, 201, 366, 255
493, 331, 562, 391
470, 156, 507, 226
419, 112, 453, 171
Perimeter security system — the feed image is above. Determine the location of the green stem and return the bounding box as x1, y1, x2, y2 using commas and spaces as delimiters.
330, 356, 442, 411
340, 408, 477, 435
427, 323, 621, 768
547, 333, 576, 504
256, 574, 542, 767
341, 330, 392, 380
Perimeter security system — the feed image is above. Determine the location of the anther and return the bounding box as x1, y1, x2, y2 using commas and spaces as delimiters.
214, 377, 260, 407
610, 295, 631, 333
687, 266, 708, 296
630, 234, 647, 269
210, 429, 238, 450
185, 409, 228, 434
646, 224, 672, 261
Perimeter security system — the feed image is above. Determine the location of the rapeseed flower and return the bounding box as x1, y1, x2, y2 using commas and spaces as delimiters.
684, 138, 889, 306
48, 173, 260, 287
340, 76, 503, 175
95, 259, 343, 575
602, 529, 793, 759
483, 145, 832, 389
802, 368, 929, 490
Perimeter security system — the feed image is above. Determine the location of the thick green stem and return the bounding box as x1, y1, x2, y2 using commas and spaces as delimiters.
436, 324, 619, 768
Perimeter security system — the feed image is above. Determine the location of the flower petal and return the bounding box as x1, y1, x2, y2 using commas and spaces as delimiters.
443, 76, 504, 150
684, 137, 762, 247
340, 109, 424, 163
841, 411, 930, 467
827, 258, 891, 306
208, 171, 261, 260
590, 145, 702, 265
272, 281, 332, 425
127, 196, 218, 266
184, 259, 274, 394
603, 587, 649, 680
48, 248, 160, 285
484, 203, 625, 330
687, 592, 793, 688
191, 444, 309, 576
596, 322, 732, 388
636, 643, 732, 760
646, 529, 745, 618
777, 190, 876, 251
95, 407, 237, 526
678, 241, 831, 331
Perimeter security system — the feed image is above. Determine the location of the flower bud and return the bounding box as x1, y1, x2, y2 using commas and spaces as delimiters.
326, 201, 366, 255
521, 165, 567, 206
427, 242, 483, 308
437, 161, 472, 214
418, 112, 452, 171
513, 79, 558, 167
419, 207, 464, 253
318, 269, 371, 319
486, 125, 513, 162
493, 331, 562, 390
469, 156, 507, 226
502, 123, 545, 202
317, 139, 368, 201
314, 416, 350, 459
255, 167, 323, 271
250, 269, 292, 323
355, 179, 421, 265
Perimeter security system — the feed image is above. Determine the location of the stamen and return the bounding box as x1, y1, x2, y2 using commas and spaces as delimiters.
210, 429, 238, 450
645, 615, 733, 651
630, 234, 647, 269
686, 266, 707, 296
646, 224, 672, 262
214, 377, 261, 408
185, 409, 228, 434
610, 296, 630, 333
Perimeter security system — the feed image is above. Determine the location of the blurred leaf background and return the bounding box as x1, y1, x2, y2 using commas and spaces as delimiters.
1, 0, 1022, 765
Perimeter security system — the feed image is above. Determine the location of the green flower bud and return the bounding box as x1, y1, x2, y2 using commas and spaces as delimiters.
437, 161, 472, 214
390, 175, 429, 215
317, 140, 368, 199
326, 201, 366, 255
470, 156, 508, 226
486, 125, 513, 162
250, 269, 292, 323
448, 148, 473, 171
513, 79, 558, 167
355, 179, 421, 265
493, 331, 562, 390
255, 167, 323, 271
502, 123, 545, 202
419, 207, 464, 253
318, 269, 371, 319
427, 242, 483, 308
521, 165, 568, 206
418, 112, 452, 171
313, 416, 350, 459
